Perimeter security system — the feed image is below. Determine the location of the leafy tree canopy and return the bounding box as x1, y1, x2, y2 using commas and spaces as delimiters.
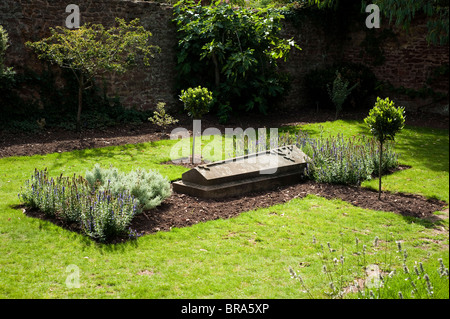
364, 96, 405, 144
173, 0, 300, 123
26, 18, 160, 84
26, 18, 160, 131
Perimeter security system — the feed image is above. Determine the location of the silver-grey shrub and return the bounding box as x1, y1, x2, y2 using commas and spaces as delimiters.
85, 164, 171, 213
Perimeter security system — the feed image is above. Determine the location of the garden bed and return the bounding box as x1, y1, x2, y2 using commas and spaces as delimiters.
21, 177, 447, 244
5, 109, 449, 243
134, 178, 447, 234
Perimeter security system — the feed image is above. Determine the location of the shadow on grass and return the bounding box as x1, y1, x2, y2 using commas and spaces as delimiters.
337, 120, 449, 173
401, 212, 448, 230
394, 126, 449, 173
47, 140, 173, 171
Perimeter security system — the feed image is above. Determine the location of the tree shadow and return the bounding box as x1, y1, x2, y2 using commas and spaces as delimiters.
47, 141, 166, 171
337, 120, 449, 173
281, 119, 449, 174
393, 126, 449, 173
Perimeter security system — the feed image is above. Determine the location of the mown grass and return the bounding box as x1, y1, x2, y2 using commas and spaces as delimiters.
0, 121, 448, 299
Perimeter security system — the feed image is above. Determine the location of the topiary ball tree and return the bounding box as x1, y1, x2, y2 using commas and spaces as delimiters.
364, 97, 405, 199
179, 86, 213, 164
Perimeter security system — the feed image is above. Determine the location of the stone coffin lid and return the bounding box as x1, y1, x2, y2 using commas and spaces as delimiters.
181, 145, 309, 186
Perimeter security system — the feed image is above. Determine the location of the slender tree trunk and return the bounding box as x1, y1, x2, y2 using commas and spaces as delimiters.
192, 134, 196, 165
211, 52, 220, 88
378, 141, 383, 200
191, 119, 201, 165
76, 73, 84, 133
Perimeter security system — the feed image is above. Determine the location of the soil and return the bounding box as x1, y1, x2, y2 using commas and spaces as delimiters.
130, 180, 447, 236
3, 109, 448, 243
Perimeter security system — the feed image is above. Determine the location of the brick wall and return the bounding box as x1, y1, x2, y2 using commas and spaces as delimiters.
281, 12, 449, 115
279, 17, 336, 111
1, 1, 448, 115
341, 15, 449, 114
0, 0, 178, 110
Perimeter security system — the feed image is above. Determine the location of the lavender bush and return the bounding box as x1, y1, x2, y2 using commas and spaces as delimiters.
79, 189, 137, 241
19, 168, 138, 241
279, 130, 399, 186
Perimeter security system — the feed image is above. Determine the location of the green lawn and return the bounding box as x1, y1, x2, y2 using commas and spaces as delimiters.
287, 120, 449, 202
0, 120, 448, 299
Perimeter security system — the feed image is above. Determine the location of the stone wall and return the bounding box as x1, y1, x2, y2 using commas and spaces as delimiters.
1, 1, 448, 115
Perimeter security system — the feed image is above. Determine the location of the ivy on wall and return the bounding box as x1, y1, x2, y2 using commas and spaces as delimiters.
285, 0, 448, 107
359, 28, 397, 66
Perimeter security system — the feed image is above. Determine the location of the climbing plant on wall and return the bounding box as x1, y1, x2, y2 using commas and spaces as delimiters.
0, 25, 15, 89
173, 0, 300, 123
305, 0, 449, 45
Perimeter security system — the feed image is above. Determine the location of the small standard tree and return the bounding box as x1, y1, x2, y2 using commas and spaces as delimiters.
179, 86, 213, 164
364, 97, 405, 199
26, 18, 160, 132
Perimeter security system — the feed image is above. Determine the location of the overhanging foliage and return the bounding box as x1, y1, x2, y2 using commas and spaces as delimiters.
173, 0, 301, 123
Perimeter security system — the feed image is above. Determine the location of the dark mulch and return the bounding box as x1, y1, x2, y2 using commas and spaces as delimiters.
1, 109, 448, 159
19, 178, 447, 244
4, 109, 448, 243
130, 180, 447, 237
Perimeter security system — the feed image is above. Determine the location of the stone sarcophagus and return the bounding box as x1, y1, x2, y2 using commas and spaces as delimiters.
172, 145, 310, 199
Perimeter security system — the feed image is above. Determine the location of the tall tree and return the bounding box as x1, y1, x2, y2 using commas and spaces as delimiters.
26, 18, 160, 132
173, 1, 300, 123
